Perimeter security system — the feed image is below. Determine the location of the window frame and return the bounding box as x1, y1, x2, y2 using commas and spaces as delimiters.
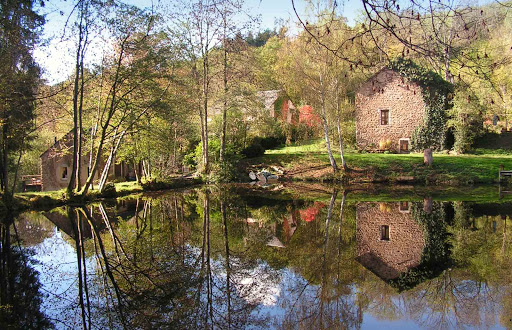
399, 138, 410, 153
380, 109, 390, 125
380, 225, 390, 241
59, 165, 69, 181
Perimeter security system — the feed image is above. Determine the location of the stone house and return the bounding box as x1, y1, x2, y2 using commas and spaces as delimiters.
355, 68, 427, 152
356, 202, 425, 281
258, 90, 321, 127
40, 131, 135, 191
40, 131, 94, 191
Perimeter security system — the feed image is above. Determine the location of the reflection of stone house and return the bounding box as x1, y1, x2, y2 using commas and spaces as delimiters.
42, 201, 136, 240
355, 68, 427, 152
258, 90, 321, 127
40, 131, 136, 191
42, 208, 100, 240
356, 202, 425, 280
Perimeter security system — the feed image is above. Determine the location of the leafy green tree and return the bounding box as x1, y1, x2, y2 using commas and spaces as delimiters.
0, 0, 44, 201
80, 5, 172, 195
448, 85, 484, 153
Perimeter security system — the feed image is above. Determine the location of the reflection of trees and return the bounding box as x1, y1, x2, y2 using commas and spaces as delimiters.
12, 189, 512, 329
191, 189, 273, 329
278, 190, 363, 329
388, 201, 452, 291
403, 269, 504, 329
56, 190, 276, 329
360, 200, 512, 329
0, 216, 51, 328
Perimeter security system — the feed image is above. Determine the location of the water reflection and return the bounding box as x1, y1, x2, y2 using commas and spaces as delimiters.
2, 186, 512, 329
0, 215, 51, 328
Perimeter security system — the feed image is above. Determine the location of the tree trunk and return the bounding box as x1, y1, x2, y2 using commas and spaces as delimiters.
319, 73, 337, 173
76, 44, 88, 192
172, 124, 177, 170
501, 85, 508, 131
220, 14, 228, 163
203, 56, 210, 174
79, 37, 128, 197
68, 0, 86, 196
335, 84, 347, 170
424, 148, 433, 166
1, 143, 8, 196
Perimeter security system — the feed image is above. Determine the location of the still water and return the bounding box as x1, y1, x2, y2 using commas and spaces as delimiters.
1, 184, 512, 329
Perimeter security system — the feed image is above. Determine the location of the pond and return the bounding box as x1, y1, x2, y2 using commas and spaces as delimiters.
1, 184, 512, 329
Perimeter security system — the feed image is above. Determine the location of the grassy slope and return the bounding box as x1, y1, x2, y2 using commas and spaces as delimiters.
14, 181, 143, 210
250, 140, 512, 184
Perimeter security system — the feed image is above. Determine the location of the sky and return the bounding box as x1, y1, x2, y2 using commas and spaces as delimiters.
34, 0, 365, 84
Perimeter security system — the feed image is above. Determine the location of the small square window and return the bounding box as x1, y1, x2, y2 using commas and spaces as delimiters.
380, 225, 390, 241
399, 201, 410, 212
380, 110, 389, 125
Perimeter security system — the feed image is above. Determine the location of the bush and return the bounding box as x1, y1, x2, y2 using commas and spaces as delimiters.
379, 139, 392, 150
448, 88, 484, 154
209, 161, 239, 183
101, 182, 117, 198
183, 150, 197, 168
29, 195, 60, 208
111, 176, 126, 183
258, 136, 285, 150
141, 177, 203, 191
242, 141, 265, 158
0, 199, 6, 215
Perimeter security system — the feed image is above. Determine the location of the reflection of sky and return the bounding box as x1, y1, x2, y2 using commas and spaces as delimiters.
17, 209, 510, 329
29, 228, 105, 329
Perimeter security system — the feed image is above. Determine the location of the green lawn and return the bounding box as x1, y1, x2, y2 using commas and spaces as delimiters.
257, 140, 512, 184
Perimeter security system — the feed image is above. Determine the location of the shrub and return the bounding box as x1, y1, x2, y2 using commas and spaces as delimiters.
29, 195, 60, 208
447, 86, 484, 153
379, 139, 392, 150
141, 177, 202, 191
242, 141, 265, 158
259, 135, 285, 150
209, 161, 239, 183
111, 176, 126, 183
101, 182, 117, 198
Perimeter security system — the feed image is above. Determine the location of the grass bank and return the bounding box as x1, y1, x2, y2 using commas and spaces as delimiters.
13, 177, 202, 211
243, 140, 512, 185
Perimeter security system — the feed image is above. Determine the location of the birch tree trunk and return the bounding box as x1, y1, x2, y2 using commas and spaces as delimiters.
319, 72, 338, 173
219, 9, 228, 163
68, 0, 86, 196
98, 130, 126, 192
335, 85, 347, 170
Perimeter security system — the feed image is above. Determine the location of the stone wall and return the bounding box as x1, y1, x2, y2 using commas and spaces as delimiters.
298, 105, 321, 127
356, 202, 425, 280
355, 68, 426, 151
281, 98, 298, 124
40, 132, 105, 191
41, 147, 95, 191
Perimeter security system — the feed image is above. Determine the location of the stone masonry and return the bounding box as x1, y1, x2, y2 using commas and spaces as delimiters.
40, 131, 110, 191
356, 202, 425, 280
355, 68, 426, 151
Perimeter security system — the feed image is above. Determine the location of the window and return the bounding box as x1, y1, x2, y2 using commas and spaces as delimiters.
380, 225, 390, 241
380, 109, 389, 125
399, 201, 410, 212
399, 139, 410, 152
60, 166, 69, 181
